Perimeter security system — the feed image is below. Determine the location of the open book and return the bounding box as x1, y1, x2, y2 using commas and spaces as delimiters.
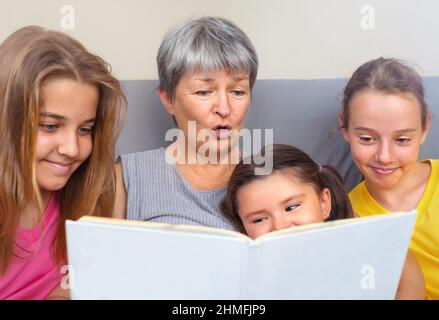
66, 210, 417, 299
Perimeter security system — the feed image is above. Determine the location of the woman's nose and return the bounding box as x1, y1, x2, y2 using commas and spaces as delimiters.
214, 92, 232, 118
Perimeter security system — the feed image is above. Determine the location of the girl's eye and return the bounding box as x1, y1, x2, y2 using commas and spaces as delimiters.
359, 136, 375, 143
79, 127, 93, 135
195, 90, 211, 97
252, 216, 268, 224
396, 137, 411, 144
285, 204, 300, 213
39, 124, 59, 132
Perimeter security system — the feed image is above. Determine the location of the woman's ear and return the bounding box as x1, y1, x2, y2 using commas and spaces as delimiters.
339, 112, 349, 143
158, 88, 175, 116
320, 188, 332, 220
420, 112, 431, 145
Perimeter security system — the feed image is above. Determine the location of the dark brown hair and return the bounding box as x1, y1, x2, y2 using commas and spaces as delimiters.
341, 57, 428, 129
220, 144, 353, 233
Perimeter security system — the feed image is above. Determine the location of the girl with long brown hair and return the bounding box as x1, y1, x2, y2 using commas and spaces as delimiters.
0, 26, 126, 299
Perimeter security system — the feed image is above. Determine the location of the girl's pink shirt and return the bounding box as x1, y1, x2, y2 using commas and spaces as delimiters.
0, 194, 64, 299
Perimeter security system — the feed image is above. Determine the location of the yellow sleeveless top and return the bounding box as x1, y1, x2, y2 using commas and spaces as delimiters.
349, 159, 439, 300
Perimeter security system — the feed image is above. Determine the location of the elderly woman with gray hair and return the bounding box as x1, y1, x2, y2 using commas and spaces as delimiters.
113, 17, 258, 230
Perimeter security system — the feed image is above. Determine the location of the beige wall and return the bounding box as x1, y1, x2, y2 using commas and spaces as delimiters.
1, 0, 438, 80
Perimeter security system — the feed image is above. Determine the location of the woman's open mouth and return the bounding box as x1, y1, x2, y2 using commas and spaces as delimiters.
212, 125, 232, 139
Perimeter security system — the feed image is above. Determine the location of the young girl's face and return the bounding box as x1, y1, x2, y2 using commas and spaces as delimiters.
342, 91, 429, 190
236, 171, 331, 239
36, 78, 98, 198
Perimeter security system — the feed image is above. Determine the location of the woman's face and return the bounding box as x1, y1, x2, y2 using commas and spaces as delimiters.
36, 78, 98, 199
341, 91, 429, 190
237, 171, 331, 239
159, 70, 251, 161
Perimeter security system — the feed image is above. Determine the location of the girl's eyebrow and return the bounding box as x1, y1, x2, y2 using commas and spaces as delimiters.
354, 127, 378, 133
243, 209, 265, 219
394, 129, 417, 133
281, 194, 305, 204
243, 194, 305, 218
40, 112, 65, 120
354, 127, 417, 133
39, 112, 95, 123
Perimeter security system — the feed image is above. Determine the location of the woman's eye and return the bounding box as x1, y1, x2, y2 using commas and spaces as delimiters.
285, 204, 299, 212
195, 90, 211, 97
231, 90, 246, 97
39, 124, 59, 132
252, 216, 268, 224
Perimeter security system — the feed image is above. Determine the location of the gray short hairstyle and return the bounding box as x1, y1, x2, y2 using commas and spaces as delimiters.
157, 16, 258, 100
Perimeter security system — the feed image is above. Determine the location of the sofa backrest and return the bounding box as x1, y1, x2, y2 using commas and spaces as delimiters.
117, 78, 439, 191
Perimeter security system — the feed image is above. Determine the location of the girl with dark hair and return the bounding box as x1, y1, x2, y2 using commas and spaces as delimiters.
221, 143, 424, 299
221, 144, 352, 237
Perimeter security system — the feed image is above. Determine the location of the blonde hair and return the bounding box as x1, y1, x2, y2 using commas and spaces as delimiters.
0, 26, 127, 274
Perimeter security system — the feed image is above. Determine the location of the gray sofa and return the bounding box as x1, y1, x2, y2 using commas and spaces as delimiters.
116, 78, 439, 191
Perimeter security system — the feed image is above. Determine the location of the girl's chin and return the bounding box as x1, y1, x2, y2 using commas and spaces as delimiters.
38, 181, 68, 193
366, 175, 399, 190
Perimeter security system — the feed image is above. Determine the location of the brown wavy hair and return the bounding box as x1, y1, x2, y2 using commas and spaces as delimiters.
220, 144, 353, 233
0, 26, 127, 274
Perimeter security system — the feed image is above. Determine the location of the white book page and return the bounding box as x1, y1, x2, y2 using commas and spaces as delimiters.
67, 220, 248, 299
242, 211, 416, 299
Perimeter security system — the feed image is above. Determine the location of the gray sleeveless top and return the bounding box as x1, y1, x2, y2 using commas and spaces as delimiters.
119, 148, 235, 230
